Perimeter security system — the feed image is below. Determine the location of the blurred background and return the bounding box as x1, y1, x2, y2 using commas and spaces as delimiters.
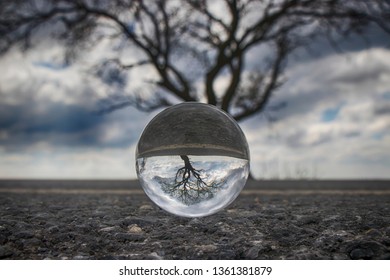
0, 0, 389, 180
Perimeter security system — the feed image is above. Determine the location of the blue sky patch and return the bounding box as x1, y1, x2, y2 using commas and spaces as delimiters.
33, 61, 69, 71
383, 92, 390, 100
372, 132, 385, 141
321, 104, 343, 122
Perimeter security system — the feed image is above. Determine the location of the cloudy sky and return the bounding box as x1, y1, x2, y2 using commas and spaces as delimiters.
0, 7, 389, 180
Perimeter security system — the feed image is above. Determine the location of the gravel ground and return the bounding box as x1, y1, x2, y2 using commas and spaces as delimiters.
0, 180, 389, 260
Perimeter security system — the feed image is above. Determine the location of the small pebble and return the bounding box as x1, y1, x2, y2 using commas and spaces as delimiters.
140, 205, 153, 210
99, 226, 118, 232
127, 224, 143, 234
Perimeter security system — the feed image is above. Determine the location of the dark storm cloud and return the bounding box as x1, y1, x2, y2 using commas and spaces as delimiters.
0, 102, 99, 134
0, 101, 106, 149
290, 24, 390, 63
373, 102, 390, 116
337, 25, 390, 51
266, 90, 327, 123
0, 96, 148, 151
331, 62, 389, 85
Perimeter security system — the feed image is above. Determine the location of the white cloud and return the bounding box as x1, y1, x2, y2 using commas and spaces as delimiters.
0, 145, 137, 179
1, 16, 389, 180
0, 40, 157, 179
242, 47, 390, 179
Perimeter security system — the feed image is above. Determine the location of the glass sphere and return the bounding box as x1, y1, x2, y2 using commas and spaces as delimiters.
136, 102, 250, 217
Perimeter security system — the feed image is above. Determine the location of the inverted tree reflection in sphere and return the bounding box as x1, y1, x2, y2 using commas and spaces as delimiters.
136, 102, 250, 217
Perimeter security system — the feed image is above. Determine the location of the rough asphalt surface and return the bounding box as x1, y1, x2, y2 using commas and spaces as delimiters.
0, 180, 389, 260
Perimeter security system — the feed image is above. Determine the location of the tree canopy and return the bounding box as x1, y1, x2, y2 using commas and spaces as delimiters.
1, 0, 389, 120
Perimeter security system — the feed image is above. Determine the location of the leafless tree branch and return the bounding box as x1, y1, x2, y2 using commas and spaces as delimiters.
1, 0, 389, 118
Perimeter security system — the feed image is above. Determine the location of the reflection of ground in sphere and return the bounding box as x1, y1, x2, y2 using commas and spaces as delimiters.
137, 155, 249, 217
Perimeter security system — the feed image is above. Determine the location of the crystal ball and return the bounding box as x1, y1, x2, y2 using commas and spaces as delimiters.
136, 102, 250, 217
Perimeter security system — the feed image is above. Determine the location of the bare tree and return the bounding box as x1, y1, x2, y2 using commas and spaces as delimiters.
161, 155, 224, 205
1, 0, 389, 121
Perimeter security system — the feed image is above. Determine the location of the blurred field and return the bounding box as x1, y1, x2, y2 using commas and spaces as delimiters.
1, 178, 389, 191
